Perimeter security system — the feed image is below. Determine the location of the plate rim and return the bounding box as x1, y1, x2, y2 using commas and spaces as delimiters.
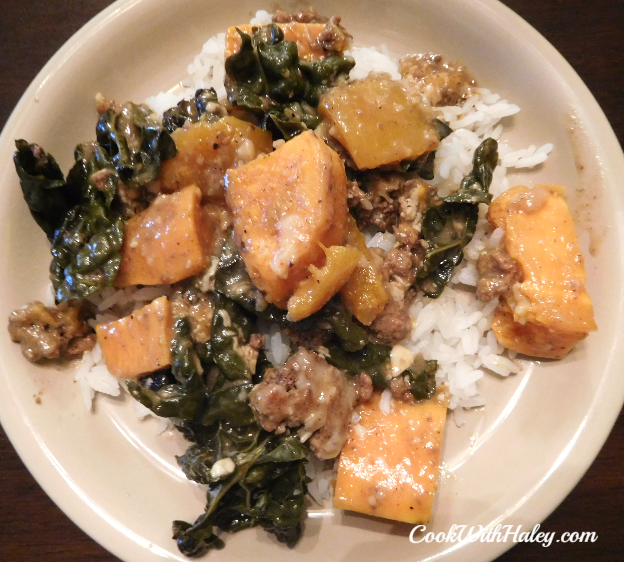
1, 1, 623, 561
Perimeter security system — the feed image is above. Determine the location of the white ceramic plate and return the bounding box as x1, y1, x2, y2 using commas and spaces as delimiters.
1, 0, 623, 561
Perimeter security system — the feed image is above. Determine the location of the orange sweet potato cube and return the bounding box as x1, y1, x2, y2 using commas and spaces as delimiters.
488, 184, 596, 358
334, 389, 448, 524
96, 296, 173, 379
115, 184, 209, 286
225, 130, 348, 308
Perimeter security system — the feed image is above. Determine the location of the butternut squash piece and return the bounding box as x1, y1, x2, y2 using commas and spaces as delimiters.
225, 130, 348, 307
334, 388, 449, 524
157, 117, 273, 202
225, 23, 333, 61
115, 185, 209, 287
339, 216, 388, 325
287, 244, 361, 321
319, 76, 439, 170
488, 184, 596, 358
96, 297, 173, 378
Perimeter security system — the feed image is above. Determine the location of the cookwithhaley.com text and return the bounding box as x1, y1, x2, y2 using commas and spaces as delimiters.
410, 523, 598, 548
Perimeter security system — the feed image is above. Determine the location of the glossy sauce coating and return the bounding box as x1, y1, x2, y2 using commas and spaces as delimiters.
334, 388, 448, 524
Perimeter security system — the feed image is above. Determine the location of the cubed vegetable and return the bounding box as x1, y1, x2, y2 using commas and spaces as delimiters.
334, 388, 449, 524
225, 130, 348, 307
488, 184, 597, 358
157, 117, 273, 202
287, 244, 362, 321
225, 23, 333, 61
339, 216, 388, 325
115, 184, 209, 286
96, 296, 173, 378
319, 76, 439, 169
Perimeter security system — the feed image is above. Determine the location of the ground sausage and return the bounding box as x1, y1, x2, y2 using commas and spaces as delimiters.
8, 301, 95, 363
399, 53, 476, 107
249, 347, 360, 459
476, 242, 523, 302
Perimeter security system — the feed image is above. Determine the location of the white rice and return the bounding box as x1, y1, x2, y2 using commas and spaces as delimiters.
82, 13, 549, 431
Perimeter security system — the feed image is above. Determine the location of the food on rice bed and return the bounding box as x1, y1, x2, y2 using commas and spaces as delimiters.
7, 8, 596, 557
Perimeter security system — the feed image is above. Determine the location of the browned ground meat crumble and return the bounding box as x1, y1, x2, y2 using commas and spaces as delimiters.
249, 347, 371, 459
399, 53, 476, 107
476, 241, 524, 302
8, 301, 95, 362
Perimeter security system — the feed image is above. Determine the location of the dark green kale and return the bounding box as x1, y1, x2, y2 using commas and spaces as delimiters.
325, 341, 392, 388
324, 301, 368, 353
96, 102, 177, 192
125, 285, 309, 557
13, 140, 82, 240
174, 430, 308, 556
127, 317, 209, 421
402, 355, 438, 400
169, 301, 308, 556
162, 88, 226, 133
224, 24, 354, 139
16, 102, 177, 302
214, 230, 319, 330
211, 293, 256, 381
214, 232, 268, 313
49, 142, 125, 302
409, 118, 453, 180
417, 137, 498, 298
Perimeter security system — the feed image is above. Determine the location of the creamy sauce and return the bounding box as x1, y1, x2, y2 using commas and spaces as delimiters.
566, 111, 606, 256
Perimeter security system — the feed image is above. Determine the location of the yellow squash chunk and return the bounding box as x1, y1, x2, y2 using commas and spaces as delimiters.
319, 76, 439, 170
225, 130, 348, 308
488, 184, 597, 358
115, 185, 209, 287
339, 216, 388, 325
96, 297, 173, 378
157, 117, 273, 202
287, 244, 361, 321
225, 23, 332, 61
334, 388, 449, 524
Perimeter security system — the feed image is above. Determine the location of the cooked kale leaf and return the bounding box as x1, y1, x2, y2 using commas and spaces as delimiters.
16, 102, 177, 302
409, 118, 453, 180
13, 140, 82, 240
417, 137, 498, 298
326, 340, 391, 388
96, 102, 177, 190
174, 429, 308, 557
162, 88, 226, 133
211, 294, 255, 381
403, 355, 438, 400
127, 318, 209, 421
125, 289, 312, 558
49, 142, 125, 302
215, 232, 268, 313
225, 24, 354, 139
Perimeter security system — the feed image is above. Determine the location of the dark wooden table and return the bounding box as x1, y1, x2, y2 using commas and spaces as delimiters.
1, 1, 622, 560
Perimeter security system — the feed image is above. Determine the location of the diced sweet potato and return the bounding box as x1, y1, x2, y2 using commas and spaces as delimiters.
287, 244, 361, 321
488, 184, 597, 358
225, 130, 348, 308
339, 216, 388, 325
334, 388, 449, 524
96, 296, 173, 378
492, 299, 586, 359
319, 76, 439, 170
225, 23, 333, 61
115, 184, 209, 287
156, 117, 273, 202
